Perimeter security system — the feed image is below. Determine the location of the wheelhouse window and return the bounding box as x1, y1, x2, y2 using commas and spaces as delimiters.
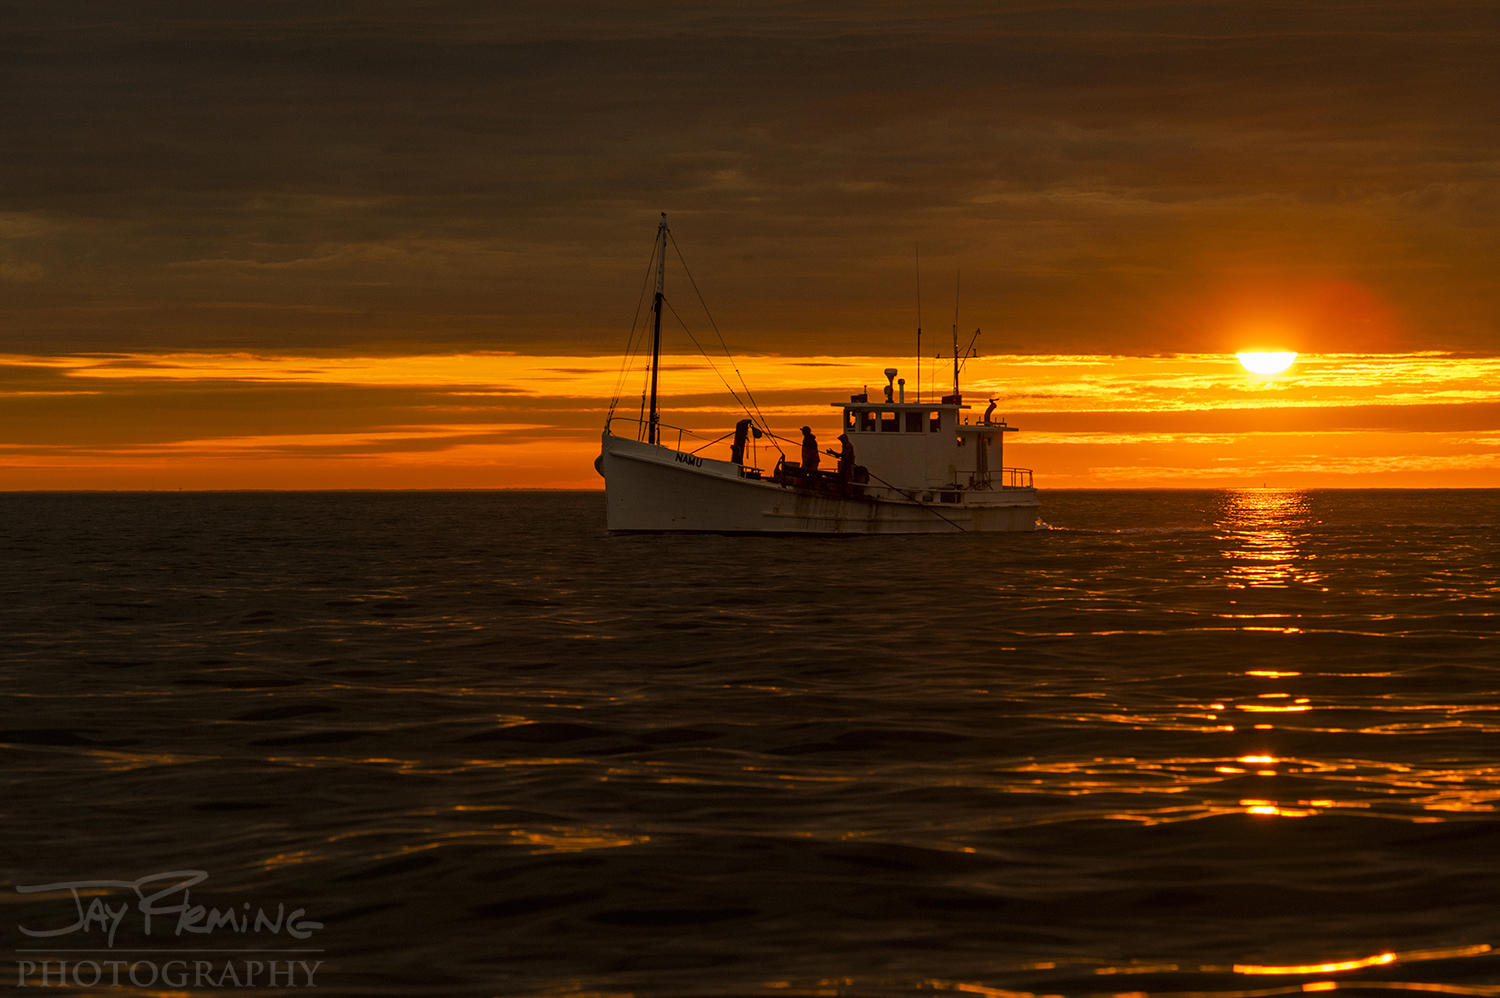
881, 412, 899, 432
928, 411, 941, 432
845, 409, 857, 431
860, 410, 877, 433
905, 411, 923, 433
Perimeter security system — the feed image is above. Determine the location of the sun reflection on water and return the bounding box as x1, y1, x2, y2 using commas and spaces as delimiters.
1218, 490, 1324, 589
998, 753, 1500, 822
912, 945, 1499, 998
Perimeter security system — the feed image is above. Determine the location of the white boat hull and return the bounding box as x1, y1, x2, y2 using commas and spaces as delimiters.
599, 432, 1040, 534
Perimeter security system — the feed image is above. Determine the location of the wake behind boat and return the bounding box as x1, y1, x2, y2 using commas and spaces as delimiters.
596, 215, 1041, 533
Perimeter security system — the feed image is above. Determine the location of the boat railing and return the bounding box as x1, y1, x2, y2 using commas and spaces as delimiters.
1001, 467, 1034, 488
605, 415, 708, 452
605, 416, 771, 476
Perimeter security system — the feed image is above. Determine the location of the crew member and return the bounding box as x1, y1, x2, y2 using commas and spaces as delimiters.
800, 426, 820, 472
729, 418, 762, 465
834, 433, 854, 477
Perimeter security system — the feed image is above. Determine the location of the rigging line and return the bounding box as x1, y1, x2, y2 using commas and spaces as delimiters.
609, 243, 662, 418
660, 296, 754, 416
958, 327, 981, 375
608, 235, 665, 421
626, 339, 654, 443
861, 467, 966, 531
636, 373, 649, 435
688, 430, 735, 455
612, 287, 651, 416
665, 230, 782, 455
629, 333, 654, 442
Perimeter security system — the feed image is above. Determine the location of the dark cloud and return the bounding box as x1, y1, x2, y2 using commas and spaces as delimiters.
2, 2, 1497, 355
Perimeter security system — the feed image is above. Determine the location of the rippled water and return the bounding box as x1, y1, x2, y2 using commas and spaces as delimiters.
4, 489, 1499, 997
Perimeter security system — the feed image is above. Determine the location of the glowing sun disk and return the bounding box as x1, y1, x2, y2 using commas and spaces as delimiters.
1238, 351, 1298, 374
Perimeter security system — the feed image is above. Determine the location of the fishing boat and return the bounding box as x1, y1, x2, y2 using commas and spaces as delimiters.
596, 215, 1041, 533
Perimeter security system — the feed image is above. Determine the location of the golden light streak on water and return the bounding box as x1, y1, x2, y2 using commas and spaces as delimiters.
1236, 953, 1397, 975
948, 983, 1063, 998
918, 945, 1498, 998
925, 967, 1500, 998
1219, 490, 1323, 589
506, 827, 650, 854
1401, 946, 1495, 963
1337, 986, 1500, 996
1103, 989, 1305, 998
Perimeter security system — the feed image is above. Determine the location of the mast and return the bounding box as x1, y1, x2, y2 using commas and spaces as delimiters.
647, 213, 667, 445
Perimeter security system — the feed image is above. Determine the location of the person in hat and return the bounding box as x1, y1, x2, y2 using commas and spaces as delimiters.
834, 433, 854, 478
800, 426, 820, 472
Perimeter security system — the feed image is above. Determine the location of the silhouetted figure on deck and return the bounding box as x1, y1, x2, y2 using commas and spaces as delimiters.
729, 418, 762, 465
834, 433, 854, 477
800, 426, 820, 472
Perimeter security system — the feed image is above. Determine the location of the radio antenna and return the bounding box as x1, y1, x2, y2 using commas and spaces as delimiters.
915, 243, 922, 404
952, 270, 960, 397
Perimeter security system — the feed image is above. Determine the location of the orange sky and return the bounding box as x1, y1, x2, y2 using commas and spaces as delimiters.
2, 5, 1497, 487
3, 350, 1496, 489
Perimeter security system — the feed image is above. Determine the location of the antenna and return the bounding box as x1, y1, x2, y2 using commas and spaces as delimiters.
915, 243, 922, 404
952, 270, 960, 397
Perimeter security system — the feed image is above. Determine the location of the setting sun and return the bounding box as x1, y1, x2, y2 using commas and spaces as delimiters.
1237, 351, 1299, 375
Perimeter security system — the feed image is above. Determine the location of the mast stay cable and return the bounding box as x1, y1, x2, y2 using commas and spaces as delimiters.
607, 234, 667, 426
667, 230, 783, 457
660, 296, 769, 446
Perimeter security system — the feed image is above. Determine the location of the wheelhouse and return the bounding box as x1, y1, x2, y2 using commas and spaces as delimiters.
834, 387, 1024, 491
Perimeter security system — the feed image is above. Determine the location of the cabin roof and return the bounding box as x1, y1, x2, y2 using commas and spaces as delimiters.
830, 401, 970, 410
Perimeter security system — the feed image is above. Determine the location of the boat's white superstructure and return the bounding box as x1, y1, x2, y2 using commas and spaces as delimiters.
596, 216, 1040, 534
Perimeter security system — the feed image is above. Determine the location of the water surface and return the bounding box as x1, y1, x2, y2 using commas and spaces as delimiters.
3, 489, 1498, 996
